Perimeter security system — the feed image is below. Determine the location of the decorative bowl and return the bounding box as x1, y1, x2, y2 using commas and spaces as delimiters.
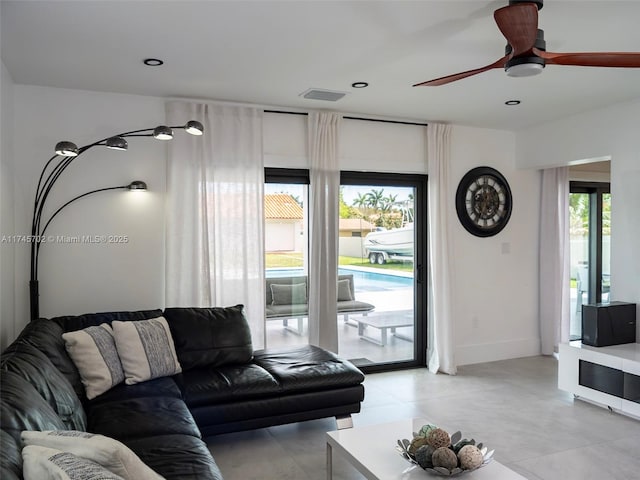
395, 425, 494, 477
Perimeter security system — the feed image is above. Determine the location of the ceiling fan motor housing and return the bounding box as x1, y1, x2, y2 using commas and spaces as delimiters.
505, 28, 546, 74
509, 0, 543, 10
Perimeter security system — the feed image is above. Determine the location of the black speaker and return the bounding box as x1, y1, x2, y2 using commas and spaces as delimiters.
582, 302, 636, 347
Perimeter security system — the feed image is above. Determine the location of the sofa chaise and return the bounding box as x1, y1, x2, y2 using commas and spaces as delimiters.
1, 306, 365, 480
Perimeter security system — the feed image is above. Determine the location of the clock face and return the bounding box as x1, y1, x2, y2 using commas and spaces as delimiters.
455, 167, 512, 237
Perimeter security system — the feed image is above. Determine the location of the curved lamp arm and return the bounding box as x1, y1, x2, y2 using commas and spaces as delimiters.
29, 120, 203, 320
34, 182, 146, 281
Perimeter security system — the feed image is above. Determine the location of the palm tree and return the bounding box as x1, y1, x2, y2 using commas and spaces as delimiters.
365, 188, 385, 210
352, 193, 368, 210
380, 193, 397, 213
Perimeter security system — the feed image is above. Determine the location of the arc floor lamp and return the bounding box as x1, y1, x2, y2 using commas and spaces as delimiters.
30, 120, 204, 320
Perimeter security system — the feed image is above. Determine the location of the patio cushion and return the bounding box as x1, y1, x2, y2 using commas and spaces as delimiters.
270, 282, 307, 305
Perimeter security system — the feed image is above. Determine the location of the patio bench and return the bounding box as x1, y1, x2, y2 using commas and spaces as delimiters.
266, 274, 375, 334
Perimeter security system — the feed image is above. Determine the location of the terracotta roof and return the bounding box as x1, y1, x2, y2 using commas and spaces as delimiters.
339, 218, 375, 230
265, 194, 303, 219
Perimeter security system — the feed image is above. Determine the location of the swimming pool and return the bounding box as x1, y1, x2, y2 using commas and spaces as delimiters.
266, 267, 413, 292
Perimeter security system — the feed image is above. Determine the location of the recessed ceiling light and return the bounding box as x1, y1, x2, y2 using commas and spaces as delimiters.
351, 82, 369, 88
143, 58, 164, 67
505, 100, 521, 106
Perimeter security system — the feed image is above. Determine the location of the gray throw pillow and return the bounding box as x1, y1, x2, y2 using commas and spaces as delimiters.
112, 317, 182, 385
271, 283, 307, 305
337, 279, 354, 301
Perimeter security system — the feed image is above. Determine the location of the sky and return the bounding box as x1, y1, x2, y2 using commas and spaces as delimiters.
265, 183, 413, 206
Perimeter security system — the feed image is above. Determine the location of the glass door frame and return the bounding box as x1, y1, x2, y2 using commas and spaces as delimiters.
570, 181, 610, 305
340, 171, 427, 373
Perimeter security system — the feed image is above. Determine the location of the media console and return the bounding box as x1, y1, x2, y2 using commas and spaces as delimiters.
558, 340, 640, 419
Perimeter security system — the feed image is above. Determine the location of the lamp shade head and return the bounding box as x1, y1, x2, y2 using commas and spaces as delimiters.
106, 136, 128, 151
184, 120, 204, 136
127, 180, 147, 191
55, 141, 79, 157
153, 125, 173, 140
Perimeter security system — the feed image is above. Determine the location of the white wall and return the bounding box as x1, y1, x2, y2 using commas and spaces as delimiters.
263, 112, 428, 173
1, 60, 16, 349
450, 126, 541, 365
516, 99, 640, 341
11, 86, 166, 328
264, 112, 541, 365
4, 87, 541, 366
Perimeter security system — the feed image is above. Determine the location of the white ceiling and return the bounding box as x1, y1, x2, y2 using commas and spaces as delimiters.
2, 0, 639, 130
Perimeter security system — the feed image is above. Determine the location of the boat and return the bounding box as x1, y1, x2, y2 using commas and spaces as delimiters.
363, 202, 414, 264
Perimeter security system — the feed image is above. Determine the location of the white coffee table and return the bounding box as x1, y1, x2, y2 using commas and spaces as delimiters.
326, 418, 527, 480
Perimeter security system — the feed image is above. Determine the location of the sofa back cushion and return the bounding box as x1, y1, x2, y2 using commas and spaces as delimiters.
0, 370, 67, 444
1, 342, 86, 431
164, 305, 253, 370
1, 429, 23, 480
15, 319, 83, 397
53, 309, 164, 333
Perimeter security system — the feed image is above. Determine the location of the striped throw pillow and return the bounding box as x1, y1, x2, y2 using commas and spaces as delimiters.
62, 324, 124, 400
22, 445, 125, 480
112, 317, 182, 385
21, 431, 163, 480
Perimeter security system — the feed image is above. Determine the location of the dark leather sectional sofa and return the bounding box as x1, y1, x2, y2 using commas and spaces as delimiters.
0, 307, 365, 480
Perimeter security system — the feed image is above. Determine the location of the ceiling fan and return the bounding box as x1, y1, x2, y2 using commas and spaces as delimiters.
414, 0, 640, 87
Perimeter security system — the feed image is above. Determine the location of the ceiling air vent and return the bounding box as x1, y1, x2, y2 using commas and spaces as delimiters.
300, 88, 347, 102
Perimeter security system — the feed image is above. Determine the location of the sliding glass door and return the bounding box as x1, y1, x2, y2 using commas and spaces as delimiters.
569, 182, 611, 340
263, 169, 427, 372
339, 172, 427, 371
264, 169, 309, 348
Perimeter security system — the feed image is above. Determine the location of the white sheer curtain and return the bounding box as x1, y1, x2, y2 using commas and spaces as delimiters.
427, 123, 457, 375
539, 167, 570, 355
165, 101, 266, 349
307, 111, 341, 353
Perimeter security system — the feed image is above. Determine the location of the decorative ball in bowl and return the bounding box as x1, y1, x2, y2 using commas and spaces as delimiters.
395, 424, 494, 477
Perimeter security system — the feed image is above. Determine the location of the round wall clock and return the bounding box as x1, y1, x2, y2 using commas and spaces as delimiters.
455, 166, 512, 237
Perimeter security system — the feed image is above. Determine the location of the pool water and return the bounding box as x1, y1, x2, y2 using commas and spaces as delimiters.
266, 267, 413, 292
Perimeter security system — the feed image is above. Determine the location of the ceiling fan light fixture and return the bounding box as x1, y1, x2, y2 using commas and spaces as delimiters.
506, 62, 544, 77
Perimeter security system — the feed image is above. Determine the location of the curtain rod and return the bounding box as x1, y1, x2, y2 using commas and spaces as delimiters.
263, 109, 428, 127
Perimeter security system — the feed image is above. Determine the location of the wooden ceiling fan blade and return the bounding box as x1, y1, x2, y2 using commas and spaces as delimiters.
534, 48, 640, 67
413, 56, 508, 87
494, 3, 539, 57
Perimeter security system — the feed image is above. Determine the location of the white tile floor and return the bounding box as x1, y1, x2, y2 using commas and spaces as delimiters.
206, 355, 640, 480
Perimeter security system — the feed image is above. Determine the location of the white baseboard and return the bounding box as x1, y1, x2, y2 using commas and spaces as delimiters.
456, 338, 541, 366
